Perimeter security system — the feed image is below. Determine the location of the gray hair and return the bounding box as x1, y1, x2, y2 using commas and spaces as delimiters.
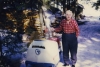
66, 10, 73, 15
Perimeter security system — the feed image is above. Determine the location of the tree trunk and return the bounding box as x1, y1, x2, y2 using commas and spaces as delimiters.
75, 0, 78, 20
39, 8, 44, 37
62, 0, 66, 13
56, 0, 58, 8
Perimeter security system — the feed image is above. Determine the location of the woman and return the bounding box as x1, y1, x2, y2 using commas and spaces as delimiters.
52, 10, 79, 67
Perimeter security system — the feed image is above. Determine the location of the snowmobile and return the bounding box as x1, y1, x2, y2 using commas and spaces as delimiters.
25, 39, 60, 67
25, 23, 61, 67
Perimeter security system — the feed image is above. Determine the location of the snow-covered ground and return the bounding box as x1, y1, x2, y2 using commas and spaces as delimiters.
18, 16, 100, 67
21, 5, 100, 67
79, 0, 100, 17
1, 4, 100, 67
83, 5, 100, 17
76, 20, 100, 67
1, 18, 99, 67
56, 18, 100, 67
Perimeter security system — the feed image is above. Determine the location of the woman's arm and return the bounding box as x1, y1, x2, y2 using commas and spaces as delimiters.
54, 20, 63, 32
74, 20, 80, 37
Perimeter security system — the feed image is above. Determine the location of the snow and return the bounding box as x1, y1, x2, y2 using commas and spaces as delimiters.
1, 23, 100, 67
81, 1, 100, 17
76, 20, 100, 67
1, 5, 100, 67
19, 16, 100, 67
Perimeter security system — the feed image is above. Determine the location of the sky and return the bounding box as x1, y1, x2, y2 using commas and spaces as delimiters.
83, 4, 100, 16
79, 0, 100, 16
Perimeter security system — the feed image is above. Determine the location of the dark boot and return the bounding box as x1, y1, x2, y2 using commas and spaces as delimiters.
63, 63, 69, 66
71, 65, 75, 67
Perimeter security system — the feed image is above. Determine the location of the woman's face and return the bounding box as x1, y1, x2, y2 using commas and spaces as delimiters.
65, 11, 72, 20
